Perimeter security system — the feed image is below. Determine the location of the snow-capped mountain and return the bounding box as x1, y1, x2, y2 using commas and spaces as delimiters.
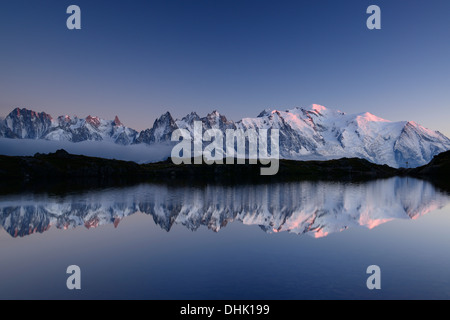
1, 105, 449, 168
1, 108, 138, 145
0, 177, 447, 238
1, 108, 53, 139
238, 104, 450, 168
135, 111, 177, 144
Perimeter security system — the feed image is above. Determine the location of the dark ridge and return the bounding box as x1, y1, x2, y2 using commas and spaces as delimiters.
404, 150, 450, 193
406, 150, 450, 177
0, 149, 144, 181
0, 149, 449, 193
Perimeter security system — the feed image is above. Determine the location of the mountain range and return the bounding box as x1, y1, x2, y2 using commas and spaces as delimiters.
1, 105, 449, 168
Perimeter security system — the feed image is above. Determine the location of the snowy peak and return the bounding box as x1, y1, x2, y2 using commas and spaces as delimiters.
113, 116, 122, 127
176, 112, 201, 130
135, 111, 176, 144
201, 110, 235, 130
310, 104, 328, 115
3, 108, 53, 139
151, 111, 175, 131
305, 104, 346, 119
181, 112, 200, 123
403, 121, 446, 140
208, 110, 220, 116
393, 121, 450, 168
58, 115, 72, 123
10, 107, 53, 121
355, 112, 390, 123
85, 115, 101, 128
256, 108, 285, 120
158, 111, 174, 122
151, 112, 177, 143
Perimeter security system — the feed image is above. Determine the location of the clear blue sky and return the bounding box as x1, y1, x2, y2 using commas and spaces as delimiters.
0, 0, 449, 136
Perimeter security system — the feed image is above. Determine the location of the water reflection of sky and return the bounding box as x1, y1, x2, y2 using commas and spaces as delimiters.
0, 178, 449, 299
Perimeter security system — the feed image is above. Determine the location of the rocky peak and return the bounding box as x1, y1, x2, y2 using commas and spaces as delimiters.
181, 112, 200, 122
86, 115, 100, 127
9, 108, 53, 121
113, 116, 122, 127
154, 112, 175, 127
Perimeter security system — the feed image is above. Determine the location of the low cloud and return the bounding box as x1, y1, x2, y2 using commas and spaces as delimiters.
0, 138, 172, 163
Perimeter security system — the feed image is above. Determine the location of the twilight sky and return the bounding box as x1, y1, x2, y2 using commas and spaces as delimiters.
0, 0, 449, 136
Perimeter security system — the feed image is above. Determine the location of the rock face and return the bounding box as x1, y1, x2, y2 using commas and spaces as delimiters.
1, 108, 138, 145
1, 105, 450, 168
135, 112, 177, 144
2, 108, 53, 139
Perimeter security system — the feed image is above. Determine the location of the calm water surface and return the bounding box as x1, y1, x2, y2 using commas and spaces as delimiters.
0, 177, 449, 299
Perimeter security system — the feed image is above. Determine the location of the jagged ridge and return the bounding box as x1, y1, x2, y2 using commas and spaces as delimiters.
1, 105, 449, 168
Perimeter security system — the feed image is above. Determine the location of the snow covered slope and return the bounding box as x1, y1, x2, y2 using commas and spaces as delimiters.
235, 104, 450, 167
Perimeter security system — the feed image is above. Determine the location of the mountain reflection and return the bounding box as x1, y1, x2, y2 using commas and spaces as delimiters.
0, 177, 448, 239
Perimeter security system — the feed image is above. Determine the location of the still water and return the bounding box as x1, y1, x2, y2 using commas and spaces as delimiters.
0, 177, 449, 299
